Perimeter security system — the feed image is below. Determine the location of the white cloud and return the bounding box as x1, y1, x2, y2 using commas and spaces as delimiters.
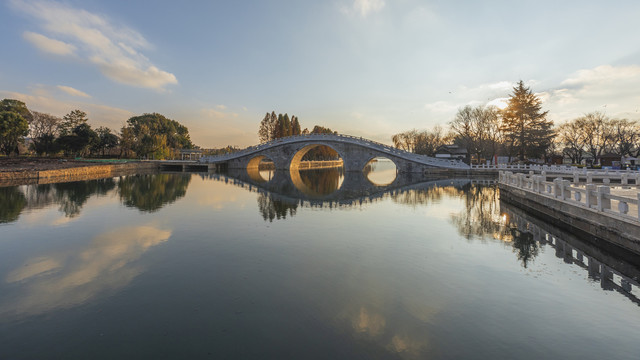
347, 0, 385, 17
561, 65, 640, 86
11, 0, 177, 90
544, 65, 640, 122
23, 31, 76, 56
202, 108, 238, 119
487, 81, 512, 91
2, 225, 170, 316
97, 62, 177, 89
424, 100, 458, 114
57, 85, 90, 98
486, 97, 509, 109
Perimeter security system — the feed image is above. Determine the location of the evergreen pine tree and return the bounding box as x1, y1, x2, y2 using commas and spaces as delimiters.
501, 80, 554, 161
283, 114, 291, 137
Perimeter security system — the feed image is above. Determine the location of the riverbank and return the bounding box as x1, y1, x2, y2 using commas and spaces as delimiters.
0, 158, 158, 186
499, 171, 640, 258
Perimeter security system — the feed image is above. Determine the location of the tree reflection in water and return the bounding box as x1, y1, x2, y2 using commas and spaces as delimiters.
0, 186, 26, 223
257, 193, 298, 222
447, 184, 539, 267
389, 183, 539, 268
0, 174, 192, 224
390, 183, 465, 208
510, 228, 539, 268
53, 179, 116, 217
296, 168, 344, 196
0, 179, 116, 223
118, 174, 191, 212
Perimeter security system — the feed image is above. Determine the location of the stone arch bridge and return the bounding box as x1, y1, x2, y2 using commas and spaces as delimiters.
199, 134, 469, 173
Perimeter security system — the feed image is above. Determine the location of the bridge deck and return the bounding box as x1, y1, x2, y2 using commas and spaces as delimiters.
199, 134, 470, 170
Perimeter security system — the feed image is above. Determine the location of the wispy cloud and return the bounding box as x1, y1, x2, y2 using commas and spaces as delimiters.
423, 100, 459, 114
11, 0, 177, 90
2, 225, 170, 316
342, 0, 385, 17
202, 108, 239, 119
561, 65, 640, 87
355, 0, 385, 16
430, 66, 640, 125
543, 65, 640, 122
23, 31, 76, 56
57, 85, 90, 98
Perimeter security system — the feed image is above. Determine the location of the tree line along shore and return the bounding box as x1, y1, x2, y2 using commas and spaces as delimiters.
2, 80, 640, 168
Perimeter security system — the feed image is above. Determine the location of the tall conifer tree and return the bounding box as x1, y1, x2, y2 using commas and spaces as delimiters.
501, 80, 554, 161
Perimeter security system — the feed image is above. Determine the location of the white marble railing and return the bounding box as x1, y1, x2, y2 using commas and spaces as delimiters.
474, 163, 640, 175
500, 171, 640, 222
199, 134, 470, 169
472, 164, 573, 171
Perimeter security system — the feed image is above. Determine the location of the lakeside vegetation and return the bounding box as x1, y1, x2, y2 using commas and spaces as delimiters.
2, 80, 639, 165
0, 99, 193, 160
392, 81, 640, 166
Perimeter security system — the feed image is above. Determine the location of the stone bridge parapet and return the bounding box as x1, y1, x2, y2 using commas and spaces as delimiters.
199, 134, 469, 173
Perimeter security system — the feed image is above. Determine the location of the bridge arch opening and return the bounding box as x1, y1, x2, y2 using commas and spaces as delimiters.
363, 157, 397, 186
289, 144, 344, 197
247, 155, 275, 183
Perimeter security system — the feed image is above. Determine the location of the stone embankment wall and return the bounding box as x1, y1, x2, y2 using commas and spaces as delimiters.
499, 171, 640, 258
0, 162, 159, 186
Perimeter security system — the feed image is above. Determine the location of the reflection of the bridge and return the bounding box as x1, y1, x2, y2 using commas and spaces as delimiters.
201, 169, 496, 209
501, 201, 640, 306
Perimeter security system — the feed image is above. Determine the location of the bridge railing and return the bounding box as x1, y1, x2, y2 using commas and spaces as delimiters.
473, 163, 640, 174
499, 171, 640, 222
199, 133, 470, 169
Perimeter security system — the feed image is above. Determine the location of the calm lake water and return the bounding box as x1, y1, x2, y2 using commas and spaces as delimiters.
1, 164, 639, 359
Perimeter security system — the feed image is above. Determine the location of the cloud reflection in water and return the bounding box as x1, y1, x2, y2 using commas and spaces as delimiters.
2, 225, 170, 317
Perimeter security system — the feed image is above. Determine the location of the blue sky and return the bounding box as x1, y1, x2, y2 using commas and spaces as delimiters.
1, 0, 640, 147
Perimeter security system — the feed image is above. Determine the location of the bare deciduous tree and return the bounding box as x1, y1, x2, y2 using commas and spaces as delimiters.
557, 118, 587, 164
29, 111, 61, 155
609, 118, 639, 157
581, 112, 614, 165
450, 105, 502, 163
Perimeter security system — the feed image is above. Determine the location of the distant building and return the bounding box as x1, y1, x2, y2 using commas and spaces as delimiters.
622, 155, 639, 167
434, 144, 468, 163
178, 149, 203, 160
599, 153, 620, 167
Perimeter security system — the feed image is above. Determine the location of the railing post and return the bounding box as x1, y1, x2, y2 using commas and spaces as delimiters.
573, 172, 579, 184
562, 180, 571, 200
553, 178, 562, 198
586, 184, 596, 208
537, 175, 544, 193
621, 174, 628, 185
586, 173, 593, 184
596, 186, 611, 212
